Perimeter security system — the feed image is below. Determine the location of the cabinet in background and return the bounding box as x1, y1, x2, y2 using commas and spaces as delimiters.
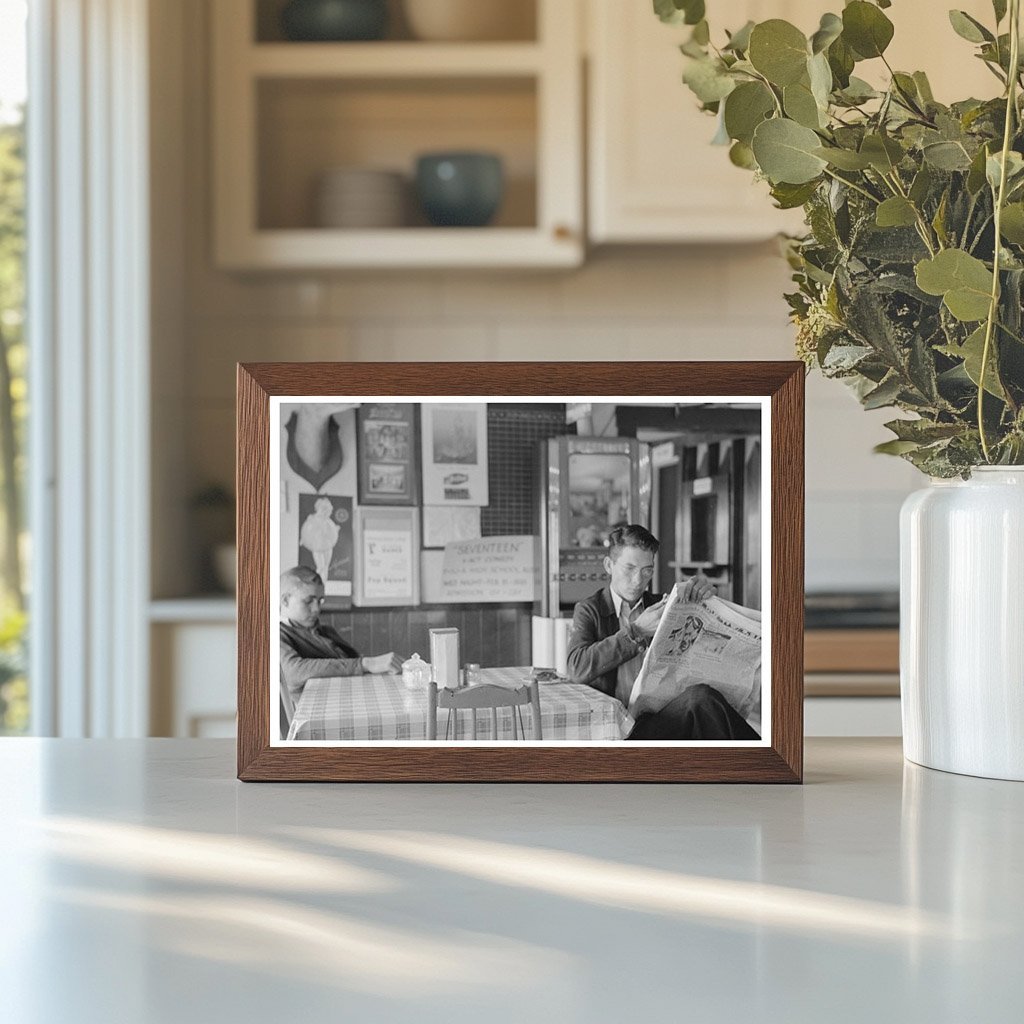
585, 0, 997, 244
212, 0, 583, 268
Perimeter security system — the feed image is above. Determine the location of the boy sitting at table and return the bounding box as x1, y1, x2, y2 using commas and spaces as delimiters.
279, 566, 402, 732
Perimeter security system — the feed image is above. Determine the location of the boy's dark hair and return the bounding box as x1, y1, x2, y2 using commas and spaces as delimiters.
606, 524, 660, 560
281, 565, 323, 597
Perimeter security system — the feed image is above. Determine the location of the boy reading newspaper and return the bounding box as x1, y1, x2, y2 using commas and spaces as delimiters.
628, 589, 762, 734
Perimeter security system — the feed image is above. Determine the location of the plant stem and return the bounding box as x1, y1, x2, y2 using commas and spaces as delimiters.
979, 0, 1021, 462
822, 167, 880, 205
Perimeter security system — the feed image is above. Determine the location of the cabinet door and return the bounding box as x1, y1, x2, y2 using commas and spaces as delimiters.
588, 0, 1000, 244
587, 0, 804, 242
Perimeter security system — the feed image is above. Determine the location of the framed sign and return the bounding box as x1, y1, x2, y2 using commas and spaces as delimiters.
421, 402, 488, 506
356, 402, 418, 506
353, 505, 420, 608
238, 362, 804, 783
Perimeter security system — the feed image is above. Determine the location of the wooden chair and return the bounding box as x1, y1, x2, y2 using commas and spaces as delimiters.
427, 679, 542, 740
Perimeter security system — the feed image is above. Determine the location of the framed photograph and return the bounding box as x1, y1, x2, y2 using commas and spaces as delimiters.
421, 402, 489, 506
357, 402, 418, 506
238, 362, 804, 783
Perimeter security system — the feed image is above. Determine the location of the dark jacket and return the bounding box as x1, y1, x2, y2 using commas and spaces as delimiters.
279, 621, 362, 732
567, 586, 661, 706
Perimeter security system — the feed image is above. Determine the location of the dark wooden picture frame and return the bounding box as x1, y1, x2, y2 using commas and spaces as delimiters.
238, 362, 804, 783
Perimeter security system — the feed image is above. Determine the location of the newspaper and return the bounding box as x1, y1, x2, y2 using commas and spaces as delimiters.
628, 592, 762, 727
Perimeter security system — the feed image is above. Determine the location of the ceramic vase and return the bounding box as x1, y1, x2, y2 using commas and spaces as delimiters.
280, 0, 388, 42
900, 467, 1024, 781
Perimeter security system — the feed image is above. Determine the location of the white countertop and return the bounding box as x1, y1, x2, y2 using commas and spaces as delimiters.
1, 738, 1020, 1023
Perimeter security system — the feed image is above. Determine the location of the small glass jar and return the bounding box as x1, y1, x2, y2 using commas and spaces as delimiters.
401, 653, 431, 690
462, 663, 481, 688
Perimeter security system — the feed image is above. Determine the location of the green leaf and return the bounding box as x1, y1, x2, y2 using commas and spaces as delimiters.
751, 118, 828, 184
967, 144, 991, 194
876, 197, 918, 228
993, 0, 1008, 24
874, 439, 921, 455
922, 140, 972, 171
729, 140, 757, 169
810, 12, 843, 54
912, 71, 935, 104
813, 146, 872, 170
860, 133, 904, 173
1000, 203, 1024, 245
884, 418, 963, 443
827, 36, 856, 89
932, 190, 950, 247
842, 1, 895, 59
723, 81, 775, 145
808, 51, 833, 109
909, 164, 933, 205
862, 374, 903, 409
653, 0, 705, 26
748, 20, 809, 87
770, 180, 820, 209
986, 150, 1024, 191
682, 57, 736, 104
724, 20, 755, 53
939, 325, 1006, 398
691, 19, 710, 45
784, 80, 824, 129
948, 10, 994, 44
915, 249, 994, 322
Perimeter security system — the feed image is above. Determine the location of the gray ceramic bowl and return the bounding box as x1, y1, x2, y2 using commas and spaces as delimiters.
280, 0, 388, 42
415, 152, 505, 227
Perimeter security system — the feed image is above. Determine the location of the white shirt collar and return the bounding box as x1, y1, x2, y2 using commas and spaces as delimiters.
610, 588, 645, 619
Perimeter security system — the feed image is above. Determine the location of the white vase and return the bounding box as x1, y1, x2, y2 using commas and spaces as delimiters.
900, 467, 1024, 781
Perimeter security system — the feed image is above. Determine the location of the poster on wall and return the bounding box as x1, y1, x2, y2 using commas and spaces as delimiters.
421, 403, 489, 506
296, 494, 353, 602
353, 506, 420, 607
357, 403, 418, 506
422, 506, 481, 548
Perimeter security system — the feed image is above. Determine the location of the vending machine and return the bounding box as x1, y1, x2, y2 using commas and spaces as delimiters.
536, 436, 651, 615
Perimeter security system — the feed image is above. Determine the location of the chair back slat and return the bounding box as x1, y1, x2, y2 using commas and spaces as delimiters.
427, 680, 542, 740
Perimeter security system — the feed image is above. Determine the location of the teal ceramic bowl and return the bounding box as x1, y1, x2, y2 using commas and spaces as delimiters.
415, 152, 505, 227
281, 0, 388, 42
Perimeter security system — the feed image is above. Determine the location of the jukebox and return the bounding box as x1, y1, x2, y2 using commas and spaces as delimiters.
536, 436, 651, 615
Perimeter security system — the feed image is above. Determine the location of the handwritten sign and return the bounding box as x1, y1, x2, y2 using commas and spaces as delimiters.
441, 535, 539, 603
363, 528, 413, 601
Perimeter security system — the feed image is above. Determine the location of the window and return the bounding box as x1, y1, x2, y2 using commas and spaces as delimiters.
0, 0, 28, 734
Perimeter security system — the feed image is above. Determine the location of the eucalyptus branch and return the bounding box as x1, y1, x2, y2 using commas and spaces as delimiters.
822, 167, 881, 205
978, 0, 1021, 461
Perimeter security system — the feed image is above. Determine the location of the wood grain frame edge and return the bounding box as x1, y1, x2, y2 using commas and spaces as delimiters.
234, 361, 805, 783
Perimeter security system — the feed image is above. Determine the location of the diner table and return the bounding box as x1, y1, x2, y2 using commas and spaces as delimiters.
287, 666, 633, 741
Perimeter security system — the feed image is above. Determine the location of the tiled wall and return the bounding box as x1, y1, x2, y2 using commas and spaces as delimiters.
154, 0, 922, 598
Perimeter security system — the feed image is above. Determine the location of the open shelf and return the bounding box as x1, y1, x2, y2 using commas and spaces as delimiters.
212, 0, 581, 268
254, 0, 539, 45
257, 77, 537, 231
249, 42, 544, 77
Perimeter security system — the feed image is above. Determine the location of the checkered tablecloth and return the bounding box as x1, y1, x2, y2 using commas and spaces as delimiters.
287, 666, 631, 742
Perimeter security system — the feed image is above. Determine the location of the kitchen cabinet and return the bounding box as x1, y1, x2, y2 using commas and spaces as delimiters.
587, 0, 808, 243
211, 0, 583, 268
586, 0, 998, 244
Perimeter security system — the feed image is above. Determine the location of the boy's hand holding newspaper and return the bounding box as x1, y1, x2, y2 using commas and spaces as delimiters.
634, 574, 715, 638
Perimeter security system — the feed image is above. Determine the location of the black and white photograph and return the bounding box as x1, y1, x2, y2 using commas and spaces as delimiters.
271, 397, 769, 747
